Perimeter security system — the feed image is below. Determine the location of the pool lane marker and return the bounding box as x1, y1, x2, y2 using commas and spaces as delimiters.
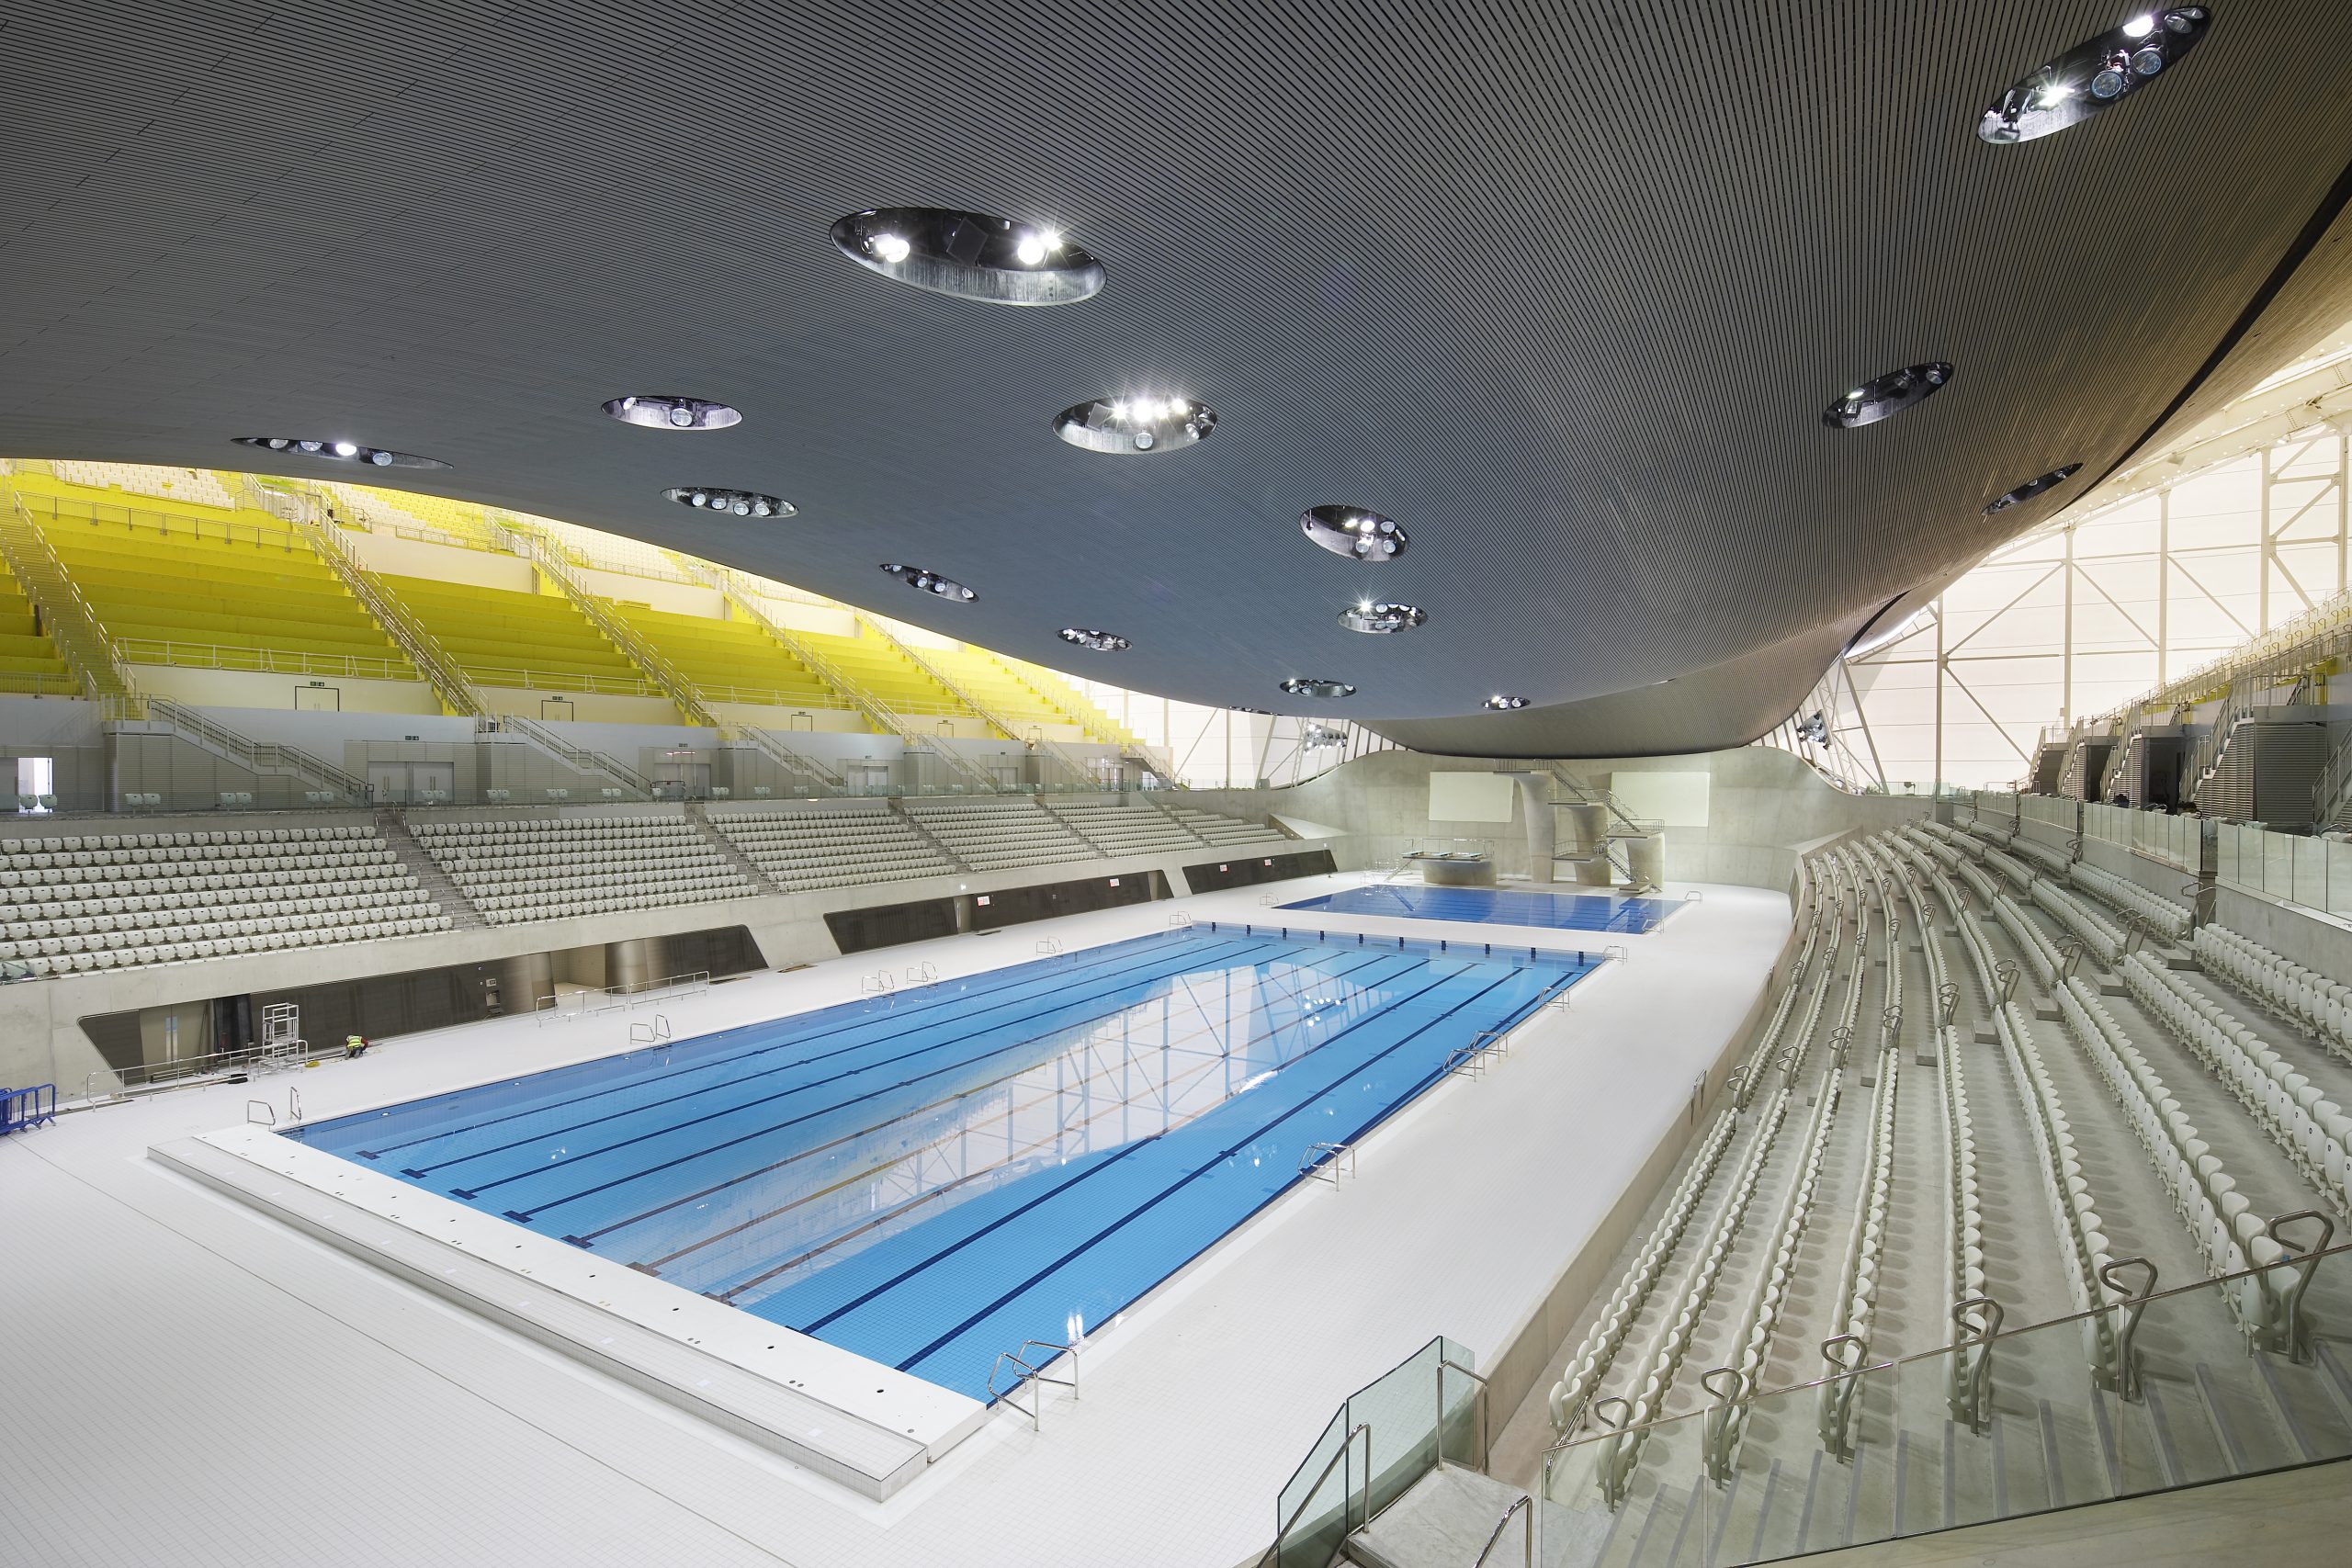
657, 950, 1419, 1295
432, 939, 1267, 1197
356, 928, 1218, 1167
895, 963, 1583, 1384
469, 941, 1355, 1220
787, 959, 1464, 1337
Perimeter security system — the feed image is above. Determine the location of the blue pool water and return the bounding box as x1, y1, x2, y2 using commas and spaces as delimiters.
288, 928, 1589, 1401
1278, 884, 1675, 932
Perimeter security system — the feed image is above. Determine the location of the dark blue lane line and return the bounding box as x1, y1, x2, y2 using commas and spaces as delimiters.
905, 964, 1583, 1387
353, 930, 1219, 1160
583, 947, 1409, 1260
885, 965, 1532, 1370
792, 958, 1450, 1336
486, 941, 1354, 1216
444, 940, 1294, 1198
397, 936, 1265, 1176
685, 975, 1407, 1299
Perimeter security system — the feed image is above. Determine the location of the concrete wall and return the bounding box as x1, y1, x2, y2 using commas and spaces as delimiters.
1182, 747, 1933, 891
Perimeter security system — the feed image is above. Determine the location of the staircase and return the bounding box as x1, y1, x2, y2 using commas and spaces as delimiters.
0, 491, 130, 697
497, 518, 707, 728
110, 694, 368, 804
1344, 1466, 1529, 1568
670, 556, 1001, 794
271, 482, 489, 719
851, 612, 1101, 790
376, 809, 486, 928
492, 713, 655, 798
684, 802, 779, 893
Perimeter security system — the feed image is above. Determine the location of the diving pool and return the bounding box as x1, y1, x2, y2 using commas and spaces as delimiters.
1277, 884, 1675, 932
288, 927, 1589, 1401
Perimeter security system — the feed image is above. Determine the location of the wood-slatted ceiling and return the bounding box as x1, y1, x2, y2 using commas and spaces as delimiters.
5, 1, 2351, 756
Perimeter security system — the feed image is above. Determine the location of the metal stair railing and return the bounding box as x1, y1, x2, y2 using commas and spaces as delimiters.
494, 517, 720, 729
994, 651, 1182, 780
1548, 763, 1650, 840
2314, 727, 2352, 832
267, 482, 490, 719
124, 694, 369, 802
494, 712, 655, 796
729, 725, 847, 796
0, 491, 134, 698
849, 612, 1102, 790
671, 556, 999, 794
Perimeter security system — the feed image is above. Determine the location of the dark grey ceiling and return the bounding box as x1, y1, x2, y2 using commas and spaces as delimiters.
6, 1, 2352, 756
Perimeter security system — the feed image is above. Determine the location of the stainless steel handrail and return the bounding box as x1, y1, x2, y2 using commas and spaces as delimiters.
986, 1337, 1079, 1431
1541, 1232, 2352, 1461
1436, 1354, 1490, 1472
1470, 1495, 1533, 1568
1299, 1142, 1356, 1184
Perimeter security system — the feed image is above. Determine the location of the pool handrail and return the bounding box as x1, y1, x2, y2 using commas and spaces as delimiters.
987, 1337, 1079, 1431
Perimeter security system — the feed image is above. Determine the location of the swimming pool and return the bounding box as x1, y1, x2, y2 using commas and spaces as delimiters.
288, 928, 1589, 1401
1278, 884, 1675, 932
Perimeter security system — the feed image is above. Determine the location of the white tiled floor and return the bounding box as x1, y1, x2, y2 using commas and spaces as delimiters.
0, 873, 1786, 1568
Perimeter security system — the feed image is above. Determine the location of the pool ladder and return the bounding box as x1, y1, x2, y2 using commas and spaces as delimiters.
989, 1338, 1080, 1431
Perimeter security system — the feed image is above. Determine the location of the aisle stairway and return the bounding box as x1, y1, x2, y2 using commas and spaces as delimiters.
0, 556, 74, 694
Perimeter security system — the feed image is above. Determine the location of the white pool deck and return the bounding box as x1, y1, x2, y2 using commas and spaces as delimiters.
0, 872, 1787, 1568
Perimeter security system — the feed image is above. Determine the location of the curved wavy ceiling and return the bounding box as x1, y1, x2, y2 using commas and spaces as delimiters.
3, 3, 2350, 756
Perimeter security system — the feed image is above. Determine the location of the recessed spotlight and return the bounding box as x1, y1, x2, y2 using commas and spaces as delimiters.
1231, 705, 1271, 715
1821, 363, 1952, 429
832, 208, 1104, 305
1979, 9, 2211, 144
664, 486, 793, 518
602, 395, 741, 432
1983, 463, 2081, 513
1279, 678, 1356, 699
1485, 694, 1529, 710
1057, 626, 1131, 652
232, 436, 449, 469
1301, 504, 1408, 562
1054, 396, 1216, 456
880, 562, 976, 602
1337, 601, 1427, 635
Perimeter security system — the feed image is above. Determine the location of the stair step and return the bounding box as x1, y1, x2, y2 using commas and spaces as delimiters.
1344, 1464, 1527, 1568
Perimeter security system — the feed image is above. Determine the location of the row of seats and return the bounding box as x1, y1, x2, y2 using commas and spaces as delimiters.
711, 807, 955, 890
2070, 861, 2191, 942
0, 824, 376, 853
906, 799, 1094, 871
1815, 1047, 1898, 1455
50, 462, 237, 510
1168, 806, 1288, 846
1713, 1073, 1840, 1479
409, 816, 755, 925
1599, 1088, 1793, 1503
1546, 1109, 1740, 1433
0, 818, 442, 976
1922, 824, 2126, 1377
379, 573, 650, 695
2030, 877, 2126, 968
2194, 926, 2352, 1062
2124, 953, 2352, 1220
2060, 976, 2279, 1336
1045, 798, 1204, 856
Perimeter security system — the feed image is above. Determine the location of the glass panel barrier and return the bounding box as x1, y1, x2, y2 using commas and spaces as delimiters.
1537, 1239, 2352, 1566
1272, 1336, 1479, 1568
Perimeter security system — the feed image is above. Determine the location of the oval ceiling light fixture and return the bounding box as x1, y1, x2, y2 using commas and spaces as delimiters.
233, 436, 448, 469
1278, 677, 1356, 699
1336, 600, 1427, 635
1052, 395, 1216, 455
1822, 362, 1953, 429
1983, 462, 2083, 513
1484, 694, 1529, 711
1979, 8, 2212, 144
664, 486, 794, 518
1057, 626, 1131, 652
879, 562, 976, 602
602, 394, 742, 431
831, 208, 1106, 306
1301, 504, 1408, 562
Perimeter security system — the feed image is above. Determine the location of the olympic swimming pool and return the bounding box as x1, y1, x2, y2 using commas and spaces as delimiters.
1278, 884, 1675, 932
288, 928, 1591, 1401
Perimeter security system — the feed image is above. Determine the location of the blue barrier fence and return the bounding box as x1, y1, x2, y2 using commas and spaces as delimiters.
1, 1083, 57, 1135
